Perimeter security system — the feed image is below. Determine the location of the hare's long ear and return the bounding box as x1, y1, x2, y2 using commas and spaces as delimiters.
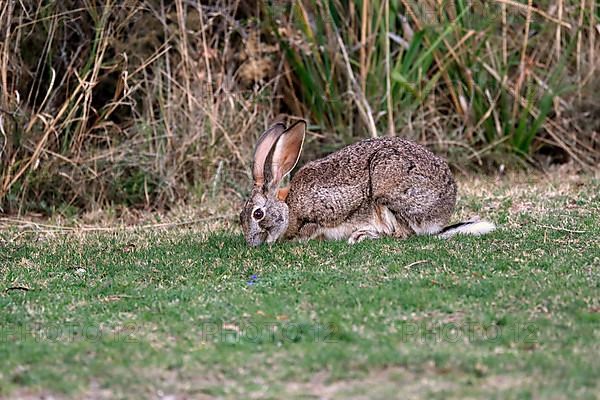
269, 120, 306, 192
253, 123, 287, 189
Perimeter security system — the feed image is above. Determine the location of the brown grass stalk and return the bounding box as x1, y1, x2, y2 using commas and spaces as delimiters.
490, 0, 572, 28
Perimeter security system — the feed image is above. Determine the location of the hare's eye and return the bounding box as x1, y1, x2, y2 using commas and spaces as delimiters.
253, 208, 265, 220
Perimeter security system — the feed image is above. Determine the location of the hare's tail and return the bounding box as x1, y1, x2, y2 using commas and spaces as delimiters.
437, 218, 496, 239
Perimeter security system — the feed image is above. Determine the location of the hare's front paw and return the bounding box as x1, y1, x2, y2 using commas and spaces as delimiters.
348, 227, 380, 244
298, 222, 321, 241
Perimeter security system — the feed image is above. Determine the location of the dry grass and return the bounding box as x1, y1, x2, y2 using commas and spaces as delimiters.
0, 1, 598, 215
276, 0, 599, 164
0, 0, 278, 214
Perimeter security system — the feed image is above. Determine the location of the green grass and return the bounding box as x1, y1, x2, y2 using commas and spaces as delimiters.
1, 174, 599, 398
268, 0, 587, 163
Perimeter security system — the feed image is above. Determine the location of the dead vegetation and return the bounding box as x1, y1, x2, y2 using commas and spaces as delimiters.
0, 1, 598, 215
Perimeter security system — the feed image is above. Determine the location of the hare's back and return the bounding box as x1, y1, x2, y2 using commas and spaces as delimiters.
292, 137, 446, 186
287, 137, 447, 226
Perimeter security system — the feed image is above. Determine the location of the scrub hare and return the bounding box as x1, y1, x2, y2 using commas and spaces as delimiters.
240, 120, 495, 247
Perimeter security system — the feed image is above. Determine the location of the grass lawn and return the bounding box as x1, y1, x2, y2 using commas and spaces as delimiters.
1, 169, 599, 399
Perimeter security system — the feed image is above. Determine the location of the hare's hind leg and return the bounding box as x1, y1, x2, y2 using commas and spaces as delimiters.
348, 227, 380, 244
368, 148, 454, 237
373, 203, 414, 239
348, 204, 413, 244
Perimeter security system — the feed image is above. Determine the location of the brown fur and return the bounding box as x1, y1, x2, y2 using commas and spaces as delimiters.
285, 137, 456, 241
241, 121, 460, 246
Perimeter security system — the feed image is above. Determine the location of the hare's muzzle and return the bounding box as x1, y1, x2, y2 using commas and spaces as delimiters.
246, 231, 268, 247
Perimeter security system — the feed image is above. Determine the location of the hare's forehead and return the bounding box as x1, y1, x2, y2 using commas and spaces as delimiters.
250, 192, 268, 208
